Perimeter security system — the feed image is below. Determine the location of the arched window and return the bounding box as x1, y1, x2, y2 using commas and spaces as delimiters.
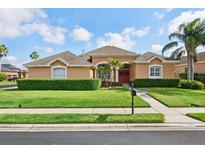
52, 66, 67, 79
149, 65, 162, 78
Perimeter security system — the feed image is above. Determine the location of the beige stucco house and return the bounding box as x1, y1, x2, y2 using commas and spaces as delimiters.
24, 46, 179, 83
176, 52, 205, 76
1, 64, 27, 80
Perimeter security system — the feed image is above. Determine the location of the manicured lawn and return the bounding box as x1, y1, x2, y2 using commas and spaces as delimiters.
0, 81, 16, 85
140, 88, 205, 107
186, 113, 205, 122
0, 87, 150, 108
0, 113, 164, 123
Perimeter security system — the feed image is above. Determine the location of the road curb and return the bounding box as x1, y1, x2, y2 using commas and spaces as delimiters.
0, 123, 205, 132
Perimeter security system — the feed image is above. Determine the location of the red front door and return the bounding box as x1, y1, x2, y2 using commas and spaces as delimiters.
119, 70, 130, 83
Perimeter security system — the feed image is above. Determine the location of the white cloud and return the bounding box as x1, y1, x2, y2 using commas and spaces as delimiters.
71, 26, 93, 42
34, 46, 53, 53
158, 27, 165, 36
2, 55, 26, 69
97, 26, 150, 50
122, 26, 150, 37
166, 8, 173, 12
0, 9, 67, 44
153, 11, 164, 19
169, 10, 205, 33
196, 45, 205, 52
151, 44, 163, 54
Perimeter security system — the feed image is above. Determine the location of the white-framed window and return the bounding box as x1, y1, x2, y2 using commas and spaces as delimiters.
149, 65, 163, 78
51, 66, 67, 79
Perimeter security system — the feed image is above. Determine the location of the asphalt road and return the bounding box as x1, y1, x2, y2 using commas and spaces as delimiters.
0, 131, 205, 145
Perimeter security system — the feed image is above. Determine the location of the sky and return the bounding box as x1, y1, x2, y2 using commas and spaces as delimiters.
0, 8, 205, 68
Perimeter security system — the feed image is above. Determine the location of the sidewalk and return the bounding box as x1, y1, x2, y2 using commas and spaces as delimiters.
138, 92, 203, 123
0, 108, 157, 114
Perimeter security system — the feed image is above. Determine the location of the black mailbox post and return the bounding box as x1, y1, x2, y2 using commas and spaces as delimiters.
130, 83, 136, 114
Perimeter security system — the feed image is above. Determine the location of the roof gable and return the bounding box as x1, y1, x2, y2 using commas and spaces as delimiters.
84, 45, 137, 56
24, 51, 92, 67
135, 52, 179, 63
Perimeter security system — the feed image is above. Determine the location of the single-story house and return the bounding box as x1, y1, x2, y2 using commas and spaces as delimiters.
176, 52, 205, 76
1, 64, 28, 80
24, 46, 179, 83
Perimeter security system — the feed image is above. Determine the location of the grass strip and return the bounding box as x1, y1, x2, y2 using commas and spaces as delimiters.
0, 113, 164, 124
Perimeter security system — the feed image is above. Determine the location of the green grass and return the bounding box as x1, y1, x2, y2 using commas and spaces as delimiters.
0, 81, 16, 85
139, 88, 205, 107
0, 87, 150, 108
186, 113, 205, 122
0, 113, 164, 123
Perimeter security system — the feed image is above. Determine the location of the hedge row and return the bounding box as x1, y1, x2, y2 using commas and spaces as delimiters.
17, 79, 101, 90
179, 73, 205, 84
133, 78, 180, 88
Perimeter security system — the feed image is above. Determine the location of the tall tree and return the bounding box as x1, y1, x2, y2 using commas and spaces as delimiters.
108, 58, 124, 83
0, 44, 9, 72
30, 51, 39, 61
162, 18, 205, 80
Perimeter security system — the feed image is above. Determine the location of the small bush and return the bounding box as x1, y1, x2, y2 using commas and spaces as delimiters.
179, 73, 205, 84
17, 79, 101, 90
0, 72, 7, 81
178, 80, 204, 89
133, 78, 180, 88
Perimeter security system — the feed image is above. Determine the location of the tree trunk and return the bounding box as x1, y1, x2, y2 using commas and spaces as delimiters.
187, 52, 194, 81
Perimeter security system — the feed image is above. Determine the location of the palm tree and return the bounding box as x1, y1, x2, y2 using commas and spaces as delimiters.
96, 64, 111, 87
30, 51, 39, 61
0, 44, 9, 72
162, 18, 205, 81
108, 58, 124, 83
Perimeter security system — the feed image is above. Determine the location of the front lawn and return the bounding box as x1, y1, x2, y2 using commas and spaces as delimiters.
186, 113, 205, 122
140, 88, 205, 107
0, 113, 164, 123
0, 81, 16, 85
0, 87, 150, 108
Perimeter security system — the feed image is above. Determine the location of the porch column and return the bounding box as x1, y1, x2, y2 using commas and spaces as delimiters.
111, 70, 114, 82
116, 69, 119, 82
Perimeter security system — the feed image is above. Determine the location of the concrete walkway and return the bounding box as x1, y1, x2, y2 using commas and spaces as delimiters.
138, 92, 202, 123
0, 108, 157, 114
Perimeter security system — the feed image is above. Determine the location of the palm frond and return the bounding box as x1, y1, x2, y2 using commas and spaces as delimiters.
162, 41, 178, 55
169, 32, 185, 41
170, 46, 185, 60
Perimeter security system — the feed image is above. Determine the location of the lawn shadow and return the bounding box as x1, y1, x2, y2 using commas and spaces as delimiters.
96, 115, 109, 122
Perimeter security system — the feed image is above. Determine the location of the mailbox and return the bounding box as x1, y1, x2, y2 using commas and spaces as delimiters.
132, 90, 137, 96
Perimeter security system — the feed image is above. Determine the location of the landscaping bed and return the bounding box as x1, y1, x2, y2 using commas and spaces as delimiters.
186, 113, 205, 122
0, 87, 150, 108
0, 113, 164, 123
140, 88, 205, 107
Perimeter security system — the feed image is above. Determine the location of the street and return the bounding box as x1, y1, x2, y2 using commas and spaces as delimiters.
0, 131, 205, 145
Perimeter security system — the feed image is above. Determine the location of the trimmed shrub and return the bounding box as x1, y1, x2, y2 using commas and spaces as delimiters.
178, 80, 204, 90
0, 72, 7, 81
133, 78, 180, 88
179, 73, 205, 84
17, 79, 101, 90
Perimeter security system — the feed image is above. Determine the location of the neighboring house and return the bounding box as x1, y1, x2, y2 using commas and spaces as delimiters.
1, 64, 28, 80
176, 52, 205, 76
24, 46, 179, 83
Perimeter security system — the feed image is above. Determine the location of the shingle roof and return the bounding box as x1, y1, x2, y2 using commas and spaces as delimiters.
84, 46, 137, 56
24, 51, 92, 67
135, 52, 178, 62
135, 52, 163, 62
180, 52, 205, 64
1, 64, 22, 72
